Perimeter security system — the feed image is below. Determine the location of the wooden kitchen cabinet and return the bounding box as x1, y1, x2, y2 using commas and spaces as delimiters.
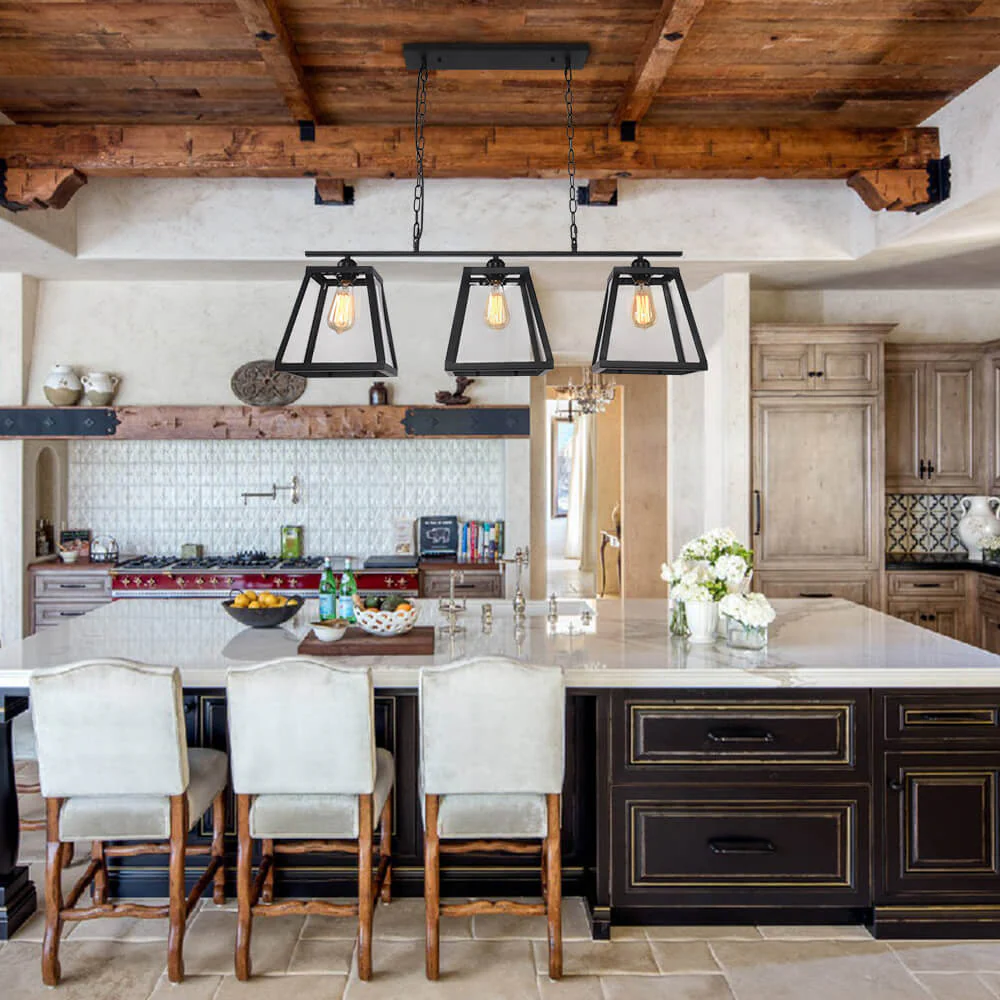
886, 570, 970, 643
752, 395, 881, 573
754, 571, 880, 609
751, 325, 887, 394
419, 563, 504, 599
989, 348, 1000, 493
885, 347, 983, 492
29, 563, 111, 634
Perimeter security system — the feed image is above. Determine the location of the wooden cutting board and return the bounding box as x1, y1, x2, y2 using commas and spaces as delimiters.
298, 626, 435, 657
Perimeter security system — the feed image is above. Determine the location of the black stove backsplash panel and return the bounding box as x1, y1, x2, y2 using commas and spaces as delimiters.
886, 493, 967, 555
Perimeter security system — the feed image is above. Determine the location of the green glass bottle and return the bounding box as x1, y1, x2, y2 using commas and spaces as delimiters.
318, 557, 337, 621
337, 557, 358, 622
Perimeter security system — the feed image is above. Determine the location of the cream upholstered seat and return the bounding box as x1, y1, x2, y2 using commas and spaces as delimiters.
30, 659, 227, 987
227, 658, 394, 983
419, 656, 565, 980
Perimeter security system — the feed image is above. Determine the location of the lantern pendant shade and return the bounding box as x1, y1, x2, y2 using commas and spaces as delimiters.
274, 260, 398, 378
592, 259, 708, 375
445, 257, 554, 377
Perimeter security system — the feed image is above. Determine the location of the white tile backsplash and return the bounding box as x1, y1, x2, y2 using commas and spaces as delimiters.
68, 438, 505, 557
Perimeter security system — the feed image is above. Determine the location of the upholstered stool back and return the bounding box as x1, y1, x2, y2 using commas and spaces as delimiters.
31, 659, 188, 798
419, 657, 564, 796
227, 658, 376, 796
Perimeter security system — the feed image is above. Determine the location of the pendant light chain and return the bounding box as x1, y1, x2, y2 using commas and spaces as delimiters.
412, 58, 429, 252
564, 59, 578, 254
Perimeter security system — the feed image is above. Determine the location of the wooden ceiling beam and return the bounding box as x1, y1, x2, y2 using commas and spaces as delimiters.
614, 0, 706, 125
1, 166, 86, 210
847, 168, 931, 211
0, 124, 940, 183
232, 0, 316, 122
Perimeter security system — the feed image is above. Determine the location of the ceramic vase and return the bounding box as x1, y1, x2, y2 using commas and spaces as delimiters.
685, 600, 719, 644
957, 495, 1000, 561
42, 365, 82, 406
80, 372, 120, 406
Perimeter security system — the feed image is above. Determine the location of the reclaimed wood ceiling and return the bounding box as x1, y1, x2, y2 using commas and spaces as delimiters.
1, 0, 999, 129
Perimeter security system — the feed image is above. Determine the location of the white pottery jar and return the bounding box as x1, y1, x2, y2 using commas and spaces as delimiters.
685, 600, 719, 644
42, 365, 82, 406
957, 496, 1000, 561
80, 372, 120, 406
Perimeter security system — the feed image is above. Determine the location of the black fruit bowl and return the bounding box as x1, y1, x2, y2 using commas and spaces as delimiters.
222, 598, 302, 629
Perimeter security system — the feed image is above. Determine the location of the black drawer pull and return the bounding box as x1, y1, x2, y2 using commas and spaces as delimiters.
708, 837, 775, 855
706, 726, 775, 744
912, 583, 942, 589
58, 611, 86, 617
887, 778, 904, 792
798, 592, 833, 598
908, 711, 992, 723
57, 583, 87, 589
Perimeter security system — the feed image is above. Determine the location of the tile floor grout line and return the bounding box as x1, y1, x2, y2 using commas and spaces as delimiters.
706, 941, 740, 1000
885, 945, 940, 999
979, 971, 1000, 999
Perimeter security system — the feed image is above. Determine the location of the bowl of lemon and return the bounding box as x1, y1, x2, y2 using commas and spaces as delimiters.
223, 589, 302, 628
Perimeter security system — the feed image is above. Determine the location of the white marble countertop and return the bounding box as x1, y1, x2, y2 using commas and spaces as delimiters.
2, 597, 1000, 689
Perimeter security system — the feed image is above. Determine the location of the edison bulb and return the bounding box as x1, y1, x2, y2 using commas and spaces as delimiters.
631, 283, 656, 329
484, 282, 510, 330
326, 284, 355, 334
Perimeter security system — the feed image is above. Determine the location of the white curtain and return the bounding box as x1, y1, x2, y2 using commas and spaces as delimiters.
564, 414, 597, 573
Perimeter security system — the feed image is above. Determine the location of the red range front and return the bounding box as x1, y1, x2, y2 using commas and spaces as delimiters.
111, 571, 418, 599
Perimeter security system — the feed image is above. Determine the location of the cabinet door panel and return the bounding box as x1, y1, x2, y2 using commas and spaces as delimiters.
992, 360, 1000, 494
751, 343, 812, 392
980, 603, 1000, 655
815, 342, 879, 393
887, 600, 968, 643
880, 753, 1000, 899
753, 397, 878, 569
927, 362, 980, 490
885, 362, 924, 490
754, 572, 877, 608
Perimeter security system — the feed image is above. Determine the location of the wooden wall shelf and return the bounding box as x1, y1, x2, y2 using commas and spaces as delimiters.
0, 405, 530, 441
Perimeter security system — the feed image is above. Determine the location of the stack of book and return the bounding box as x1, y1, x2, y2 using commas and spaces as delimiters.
458, 520, 505, 564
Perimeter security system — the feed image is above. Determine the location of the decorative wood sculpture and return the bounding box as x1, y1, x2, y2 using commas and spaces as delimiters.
435, 377, 475, 406
230, 360, 306, 407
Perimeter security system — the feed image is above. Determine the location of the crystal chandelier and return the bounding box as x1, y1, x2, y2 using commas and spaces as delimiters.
558, 367, 616, 415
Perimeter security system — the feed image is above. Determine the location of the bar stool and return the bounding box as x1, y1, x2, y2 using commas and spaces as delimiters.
227, 658, 394, 982
30, 659, 227, 986
13, 709, 46, 833
419, 656, 565, 980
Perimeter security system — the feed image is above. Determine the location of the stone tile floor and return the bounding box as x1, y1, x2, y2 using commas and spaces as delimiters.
11, 768, 1000, 999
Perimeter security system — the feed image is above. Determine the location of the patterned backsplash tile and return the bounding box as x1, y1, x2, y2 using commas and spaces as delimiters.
68, 438, 505, 557
886, 493, 968, 555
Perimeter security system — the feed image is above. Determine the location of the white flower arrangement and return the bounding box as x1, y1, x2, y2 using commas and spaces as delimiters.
660, 528, 754, 604
719, 592, 776, 629
982, 535, 1000, 554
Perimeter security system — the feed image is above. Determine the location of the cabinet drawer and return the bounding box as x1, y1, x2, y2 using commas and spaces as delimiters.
33, 601, 108, 629
888, 572, 967, 598
33, 572, 110, 599
979, 575, 1000, 606
881, 693, 1000, 744
420, 572, 502, 599
886, 598, 969, 643
753, 572, 878, 609
751, 343, 812, 392
613, 786, 868, 905
614, 693, 865, 779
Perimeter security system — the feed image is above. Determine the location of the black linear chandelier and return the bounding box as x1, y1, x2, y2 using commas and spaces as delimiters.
276, 43, 706, 379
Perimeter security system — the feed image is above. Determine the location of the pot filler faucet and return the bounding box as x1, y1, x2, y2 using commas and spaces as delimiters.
240, 475, 300, 505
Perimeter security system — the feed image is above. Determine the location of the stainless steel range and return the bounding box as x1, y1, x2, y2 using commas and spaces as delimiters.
110, 552, 418, 599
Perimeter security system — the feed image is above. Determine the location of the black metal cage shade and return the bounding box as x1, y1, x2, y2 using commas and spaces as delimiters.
592, 263, 707, 375
445, 260, 554, 377
275, 263, 398, 378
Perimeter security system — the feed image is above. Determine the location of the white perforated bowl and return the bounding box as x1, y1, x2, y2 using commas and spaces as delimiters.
354, 605, 420, 637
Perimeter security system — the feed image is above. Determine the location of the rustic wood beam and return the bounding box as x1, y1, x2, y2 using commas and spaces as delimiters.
615, 0, 706, 125
232, 0, 316, 123
586, 179, 619, 205
847, 168, 932, 211
0, 124, 940, 183
0, 165, 86, 209
314, 177, 354, 205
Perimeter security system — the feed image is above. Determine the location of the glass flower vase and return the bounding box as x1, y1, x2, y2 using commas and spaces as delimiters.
669, 601, 689, 637
725, 618, 767, 651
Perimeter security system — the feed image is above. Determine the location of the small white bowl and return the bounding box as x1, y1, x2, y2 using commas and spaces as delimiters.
58, 550, 79, 564
354, 605, 420, 637
311, 620, 348, 643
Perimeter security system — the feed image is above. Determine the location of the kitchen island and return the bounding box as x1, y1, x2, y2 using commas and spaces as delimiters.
3, 597, 1000, 941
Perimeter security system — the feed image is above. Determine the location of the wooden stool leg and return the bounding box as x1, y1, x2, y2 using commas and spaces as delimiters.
212, 792, 226, 905
235, 794, 254, 981
358, 794, 374, 982
545, 794, 562, 980
92, 840, 108, 904
42, 798, 64, 987
424, 794, 441, 981
379, 790, 393, 904
261, 839, 275, 903
167, 795, 189, 984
